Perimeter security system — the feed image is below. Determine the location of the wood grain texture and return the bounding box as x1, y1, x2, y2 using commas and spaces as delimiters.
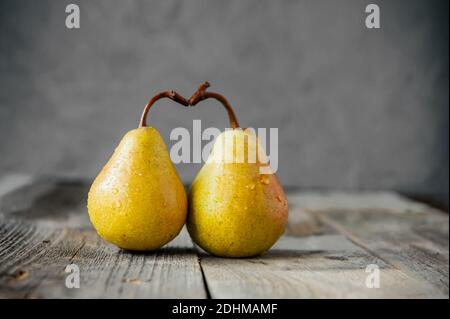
288, 191, 444, 215
16, 227, 206, 299
0, 175, 448, 299
293, 192, 449, 296
200, 233, 444, 298
0, 176, 206, 298
200, 195, 448, 299
317, 210, 449, 295
289, 192, 449, 296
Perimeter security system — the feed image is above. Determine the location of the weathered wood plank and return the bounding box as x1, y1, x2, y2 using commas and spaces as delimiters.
0, 176, 91, 228
0, 223, 207, 298
0, 176, 447, 299
0, 225, 82, 298
0, 176, 207, 299
316, 210, 449, 296
288, 191, 444, 215
288, 191, 449, 296
285, 206, 336, 237
14, 227, 207, 299
199, 234, 444, 298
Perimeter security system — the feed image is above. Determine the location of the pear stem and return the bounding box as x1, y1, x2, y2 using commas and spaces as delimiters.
139, 91, 189, 127
139, 82, 240, 129
188, 82, 240, 129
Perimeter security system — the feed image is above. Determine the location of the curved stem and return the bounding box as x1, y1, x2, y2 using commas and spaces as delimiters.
139, 90, 188, 127
139, 82, 240, 129
188, 82, 240, 129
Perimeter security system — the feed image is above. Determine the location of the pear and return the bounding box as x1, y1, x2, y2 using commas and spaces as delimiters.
186, 83, 288, 258
88, 90, 188, 251
188, 129, 288, 257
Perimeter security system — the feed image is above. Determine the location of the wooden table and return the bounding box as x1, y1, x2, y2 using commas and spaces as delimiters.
0, 174, 448, 298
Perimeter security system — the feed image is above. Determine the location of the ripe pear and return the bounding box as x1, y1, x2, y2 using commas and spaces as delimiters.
187, 129, 288, 257
88, 127, 187, 251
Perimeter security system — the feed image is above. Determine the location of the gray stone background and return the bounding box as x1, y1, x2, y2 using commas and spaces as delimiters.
0, 0, 448, 208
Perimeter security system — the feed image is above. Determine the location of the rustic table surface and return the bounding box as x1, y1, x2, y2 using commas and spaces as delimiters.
0, 174, 448, 299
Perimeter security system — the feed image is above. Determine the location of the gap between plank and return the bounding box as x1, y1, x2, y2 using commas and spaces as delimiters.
197, 253, 212, 299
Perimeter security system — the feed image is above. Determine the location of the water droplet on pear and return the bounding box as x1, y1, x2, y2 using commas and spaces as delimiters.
260, 175, 270, 185
246, 183, 256, 190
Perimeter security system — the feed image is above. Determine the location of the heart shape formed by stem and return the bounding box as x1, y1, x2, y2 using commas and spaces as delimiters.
139, 82, 240, 129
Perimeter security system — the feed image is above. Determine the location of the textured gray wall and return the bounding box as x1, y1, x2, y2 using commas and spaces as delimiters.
0, 0, 448, 206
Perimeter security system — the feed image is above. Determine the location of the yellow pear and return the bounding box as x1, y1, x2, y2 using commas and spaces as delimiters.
186, 83, 288, 257
88, 90, 188, 251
